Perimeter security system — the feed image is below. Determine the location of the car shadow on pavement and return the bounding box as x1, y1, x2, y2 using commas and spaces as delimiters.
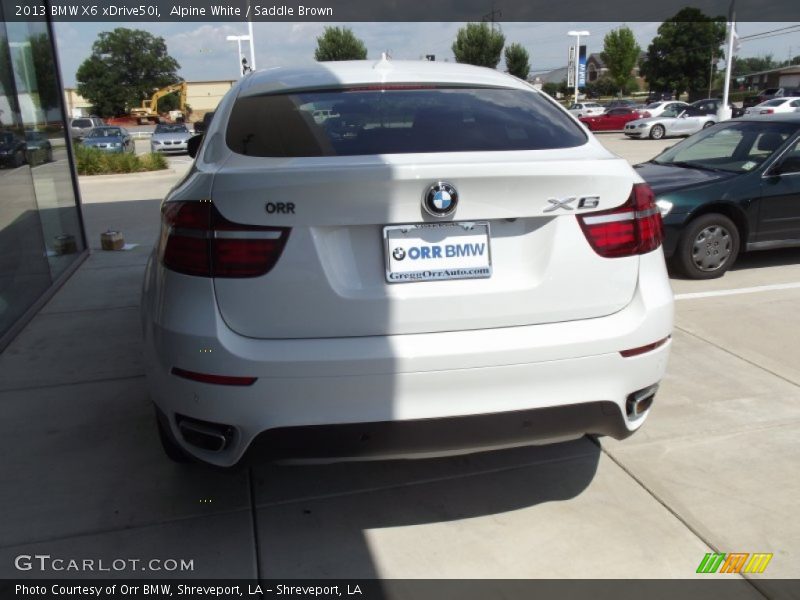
247, 439, 601, 578
0, 194, 602, 579
731, 246, 800, 271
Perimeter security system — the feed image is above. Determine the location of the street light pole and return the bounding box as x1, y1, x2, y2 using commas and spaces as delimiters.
567, 30, 590, 103
247, 19, 256, 69
226, 34, 252, 78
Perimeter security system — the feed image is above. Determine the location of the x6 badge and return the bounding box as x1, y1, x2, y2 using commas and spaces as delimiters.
543, 196, 600, 212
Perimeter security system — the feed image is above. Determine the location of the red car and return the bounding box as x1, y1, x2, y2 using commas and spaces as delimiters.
579, 107, 642, 132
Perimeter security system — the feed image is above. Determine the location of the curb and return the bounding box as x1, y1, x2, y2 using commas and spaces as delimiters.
78, 168, 181, 182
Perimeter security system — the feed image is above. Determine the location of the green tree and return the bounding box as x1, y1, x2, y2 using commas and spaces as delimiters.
779, 55, 800, 67
640, 8, 726, 101
76, 28, 180, 117
732, 55, 776, 77
452, 23, 505, 68
542, 82, 560, 96
504, 43, 530, 79
314, 27, 367, 61
585, 75, 623, 98
601, 27, 641, 96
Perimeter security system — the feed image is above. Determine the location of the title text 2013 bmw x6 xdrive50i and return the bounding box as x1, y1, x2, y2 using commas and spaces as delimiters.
141, 60, 674, 466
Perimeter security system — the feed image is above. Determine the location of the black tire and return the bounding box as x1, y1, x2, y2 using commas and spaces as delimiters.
672, 213, 740, 279
649, 124, 665, 140
46, 148, 53, 163
155, 407, 192, 463
702, 121, 715, 129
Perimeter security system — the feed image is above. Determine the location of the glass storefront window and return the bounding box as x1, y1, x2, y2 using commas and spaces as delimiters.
0, 8, 86, 346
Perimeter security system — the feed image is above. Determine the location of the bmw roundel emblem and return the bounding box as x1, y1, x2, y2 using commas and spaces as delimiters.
423, 181, 458, 218
392, 247, 406, 261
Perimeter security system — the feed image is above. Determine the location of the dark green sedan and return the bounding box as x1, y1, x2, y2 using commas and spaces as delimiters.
635, 114, 800, 279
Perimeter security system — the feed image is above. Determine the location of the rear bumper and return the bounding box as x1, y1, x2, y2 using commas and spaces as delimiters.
142, 250, 674, 467
248, 401, 632, 462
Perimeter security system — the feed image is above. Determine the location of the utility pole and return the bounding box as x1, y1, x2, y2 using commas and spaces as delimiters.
246, 0, 256, 69
482, 1, 502, 33
709, 51, 715, 98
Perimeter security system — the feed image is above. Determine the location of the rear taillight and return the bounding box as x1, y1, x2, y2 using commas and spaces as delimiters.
641, 111, 651, 118
760, 108, 774, 114
159, 201, 290, 277
577, 183, 663, 258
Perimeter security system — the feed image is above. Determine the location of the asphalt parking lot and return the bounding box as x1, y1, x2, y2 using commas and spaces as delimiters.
0, 133, 798, 590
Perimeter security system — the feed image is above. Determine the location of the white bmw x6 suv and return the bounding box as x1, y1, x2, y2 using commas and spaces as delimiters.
141, 59, 674, 466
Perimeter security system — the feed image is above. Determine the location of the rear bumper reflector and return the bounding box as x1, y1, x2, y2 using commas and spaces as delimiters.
171, 367, 257, 386
620, 336, 670, 358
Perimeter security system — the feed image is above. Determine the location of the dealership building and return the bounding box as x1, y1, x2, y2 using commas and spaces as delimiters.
0, 10, 86, 349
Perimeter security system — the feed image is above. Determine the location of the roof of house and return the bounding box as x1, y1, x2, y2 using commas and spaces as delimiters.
742, 64, 800, 78
536, 67, 569, 84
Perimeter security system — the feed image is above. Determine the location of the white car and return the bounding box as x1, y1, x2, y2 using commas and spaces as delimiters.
624, 107, 717, 139
141, 59, 674, 467
744, 97, 800, 116
638, 101, 690, 118
567, 102, 605, 117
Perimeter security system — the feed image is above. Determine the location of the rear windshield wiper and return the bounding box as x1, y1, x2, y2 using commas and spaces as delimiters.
666, 160, 734, 173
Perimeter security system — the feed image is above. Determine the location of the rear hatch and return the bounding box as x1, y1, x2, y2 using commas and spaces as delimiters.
208, 85, 643, 339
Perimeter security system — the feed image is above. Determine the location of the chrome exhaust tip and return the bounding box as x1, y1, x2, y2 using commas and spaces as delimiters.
626, 384, 658, 420
177, 416, 234, 452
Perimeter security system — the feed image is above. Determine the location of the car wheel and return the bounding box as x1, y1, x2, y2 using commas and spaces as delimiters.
155, 407, 192, 463
702, 121, 715, 129
46, 148, 53, 162
673, 213, 740, 279
649, 125, 665, 140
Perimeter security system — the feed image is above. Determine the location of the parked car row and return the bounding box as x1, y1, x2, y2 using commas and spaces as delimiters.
0, 129, 54, 168
743, 87, 800, 108
569, 98, 744, 121
69, 119, 195, 155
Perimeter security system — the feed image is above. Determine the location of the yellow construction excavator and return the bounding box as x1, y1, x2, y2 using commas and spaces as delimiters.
130, 81, 188, 124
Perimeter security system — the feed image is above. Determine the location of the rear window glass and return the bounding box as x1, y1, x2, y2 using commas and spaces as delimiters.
226, 86, 587, 157
72, 119, 92, 128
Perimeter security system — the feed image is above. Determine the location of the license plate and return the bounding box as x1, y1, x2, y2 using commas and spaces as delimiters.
383, 222, 492, 283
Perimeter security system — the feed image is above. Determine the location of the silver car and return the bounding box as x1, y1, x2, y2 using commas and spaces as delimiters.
69, 116, 104, 140
150, 123, 192, 154
624, 106, 717, 140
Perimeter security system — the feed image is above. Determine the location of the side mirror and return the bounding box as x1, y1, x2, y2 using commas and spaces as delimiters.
187, 134, 203, 158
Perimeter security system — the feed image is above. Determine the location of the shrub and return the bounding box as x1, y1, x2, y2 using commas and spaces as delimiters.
75, 145, 169, 175
139, 152, 168, 171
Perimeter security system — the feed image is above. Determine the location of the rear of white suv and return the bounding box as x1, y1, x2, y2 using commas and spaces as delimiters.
141, 60, 673, 467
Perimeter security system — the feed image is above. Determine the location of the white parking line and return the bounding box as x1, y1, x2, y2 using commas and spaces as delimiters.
675, 281, 800, 300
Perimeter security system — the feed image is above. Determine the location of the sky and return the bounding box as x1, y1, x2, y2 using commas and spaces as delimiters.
53, 21, 800, 87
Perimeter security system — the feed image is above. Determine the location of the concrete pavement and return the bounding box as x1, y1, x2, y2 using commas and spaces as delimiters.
0, 135, 798, 590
